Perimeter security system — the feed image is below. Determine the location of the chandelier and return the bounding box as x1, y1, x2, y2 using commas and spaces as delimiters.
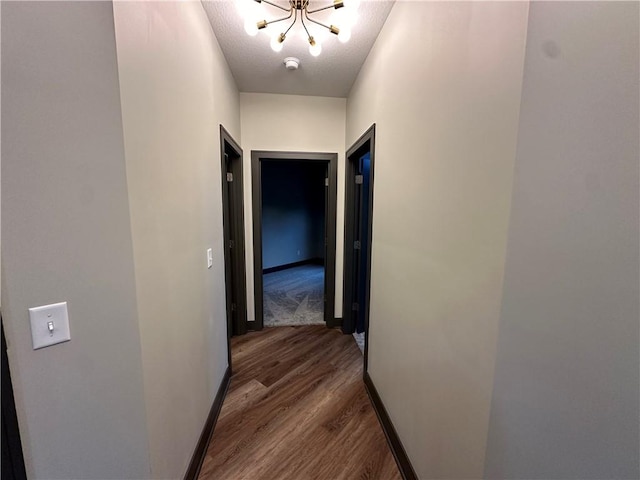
242, 0, 357, 57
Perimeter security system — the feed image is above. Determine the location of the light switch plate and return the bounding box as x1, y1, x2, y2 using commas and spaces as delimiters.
28, 302, 71, 350
207, 248, 213, 269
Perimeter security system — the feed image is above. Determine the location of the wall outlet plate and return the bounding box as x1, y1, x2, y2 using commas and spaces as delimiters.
28, 302, 71, 350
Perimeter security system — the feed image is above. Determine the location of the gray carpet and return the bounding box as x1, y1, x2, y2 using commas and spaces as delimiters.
263, 264, 325, 326
353, 332, 365, 354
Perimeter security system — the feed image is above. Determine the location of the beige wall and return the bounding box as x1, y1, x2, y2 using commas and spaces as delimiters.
113, 1, 239, 478
240, 93, 346, 321
346, 2, 529, 477
0, 2, 2, 293
1, 2, 150, 478
485, 2, 640, 478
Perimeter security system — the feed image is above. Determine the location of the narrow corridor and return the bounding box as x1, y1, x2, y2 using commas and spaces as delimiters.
198, 326, 400, 479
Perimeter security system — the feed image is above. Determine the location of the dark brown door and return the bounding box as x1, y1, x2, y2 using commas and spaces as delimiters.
220, 126, 248, 345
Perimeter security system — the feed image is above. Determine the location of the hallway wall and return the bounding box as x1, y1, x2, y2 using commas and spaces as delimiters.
113, 2, 240, 478
1, 3, 150, 478
240, 93, 346, 322
346, 2, 529, 477
484, 3, 639, 478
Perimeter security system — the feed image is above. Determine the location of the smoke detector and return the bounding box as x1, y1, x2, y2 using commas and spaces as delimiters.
284, 57, 300, 70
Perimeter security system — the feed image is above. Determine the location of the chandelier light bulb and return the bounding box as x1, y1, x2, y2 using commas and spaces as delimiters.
338, 27, 351, 43
309, 37, 322, 57
244, 18, 259, 36
340, 9, 358, 28
270, 33, 285, 52
236, 0, 258, 18
346, 0, 361, 10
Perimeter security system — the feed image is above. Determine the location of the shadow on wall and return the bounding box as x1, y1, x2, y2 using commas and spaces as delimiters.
261, 160, 326, 270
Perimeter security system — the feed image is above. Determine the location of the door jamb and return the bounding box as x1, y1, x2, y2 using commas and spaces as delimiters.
251, 150, 338, 330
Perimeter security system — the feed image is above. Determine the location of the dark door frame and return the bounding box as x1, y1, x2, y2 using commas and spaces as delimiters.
2, 319, 27, 480
342, 124, 376, 373
251, 150, 338, 330
220, 125, 248, 367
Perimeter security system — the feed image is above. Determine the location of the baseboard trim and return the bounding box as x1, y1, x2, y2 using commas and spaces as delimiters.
263, 258, 323, 274
364, 372, 418, 480
247, 319, 261, 332
327, 317, 343, 328
184, 366, 231, 480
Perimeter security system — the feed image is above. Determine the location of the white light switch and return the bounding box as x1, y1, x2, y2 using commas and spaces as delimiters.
207, 248, 213, 269
28, 302, 71, 350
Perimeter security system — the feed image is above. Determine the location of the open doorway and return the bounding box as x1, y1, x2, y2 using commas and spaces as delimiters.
261, 161, 325, 326
342, 125, 375, 371
252, 151, 338, 330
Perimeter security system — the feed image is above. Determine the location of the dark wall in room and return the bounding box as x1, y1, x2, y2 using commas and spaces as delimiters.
261, 160, 326, 270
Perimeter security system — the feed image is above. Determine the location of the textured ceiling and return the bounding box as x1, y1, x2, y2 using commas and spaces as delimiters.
202, 0, 394, 98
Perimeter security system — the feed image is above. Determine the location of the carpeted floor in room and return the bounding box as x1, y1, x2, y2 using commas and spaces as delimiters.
263, 263, 366, 354
263, 264, 324, 326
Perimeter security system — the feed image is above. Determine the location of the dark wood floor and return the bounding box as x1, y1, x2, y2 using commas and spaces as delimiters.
198, 326, 401, 480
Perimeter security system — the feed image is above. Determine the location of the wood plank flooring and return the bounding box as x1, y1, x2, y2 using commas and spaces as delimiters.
198, 326, 401, 480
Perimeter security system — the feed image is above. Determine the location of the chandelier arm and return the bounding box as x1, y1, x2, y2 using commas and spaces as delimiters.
282, 8, 298, 36
303, 7, 333, 32
305, 4, 334, 14
261, 0, 291, 12
265, 8, 294, 27
299, 11, 312, 39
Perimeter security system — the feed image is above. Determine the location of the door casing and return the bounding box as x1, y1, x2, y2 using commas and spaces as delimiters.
2, 319, 27, 480
251, 150, 338, 330
220, 125, 248, 363
342, 124, 376, 373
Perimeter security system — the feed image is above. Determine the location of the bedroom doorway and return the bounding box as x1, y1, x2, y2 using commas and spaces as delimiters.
251, 151, 338, 330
